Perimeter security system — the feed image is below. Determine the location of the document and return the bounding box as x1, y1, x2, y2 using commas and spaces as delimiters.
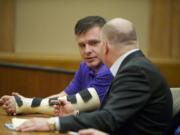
4, 118, 28, 130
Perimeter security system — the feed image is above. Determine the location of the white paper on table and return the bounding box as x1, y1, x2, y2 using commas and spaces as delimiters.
12, 118, 28, 129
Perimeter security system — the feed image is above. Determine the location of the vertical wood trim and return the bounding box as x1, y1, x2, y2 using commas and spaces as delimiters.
148, 0, 172, 59
0, 0, 15, 52
171, 0, 180, 59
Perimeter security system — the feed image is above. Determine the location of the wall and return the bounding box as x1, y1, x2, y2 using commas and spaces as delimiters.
14, 0, 150, 55
0, 0, 179, 92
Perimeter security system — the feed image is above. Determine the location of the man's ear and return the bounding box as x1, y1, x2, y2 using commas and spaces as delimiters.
104, 41, 109, 55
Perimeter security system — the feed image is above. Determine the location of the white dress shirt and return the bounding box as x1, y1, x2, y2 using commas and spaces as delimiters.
110, 49, 139, 77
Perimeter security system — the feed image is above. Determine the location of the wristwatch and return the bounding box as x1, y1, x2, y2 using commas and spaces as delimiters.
48, 117, 56, 131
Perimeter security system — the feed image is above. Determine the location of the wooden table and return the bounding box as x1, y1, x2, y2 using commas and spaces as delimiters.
0, 107, 68, 135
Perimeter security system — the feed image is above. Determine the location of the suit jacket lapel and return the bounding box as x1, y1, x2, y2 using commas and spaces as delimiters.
100, 77, 114, 109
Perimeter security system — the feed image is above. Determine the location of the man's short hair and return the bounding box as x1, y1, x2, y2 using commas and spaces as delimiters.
74, 16, 106, 35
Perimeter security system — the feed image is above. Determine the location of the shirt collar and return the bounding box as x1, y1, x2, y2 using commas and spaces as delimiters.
88, 62, 103, 77
110, 49, 139, 77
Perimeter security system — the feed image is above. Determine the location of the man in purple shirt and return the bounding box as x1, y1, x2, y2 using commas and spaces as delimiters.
57, 16, 112, 100
0, 16, 112, 115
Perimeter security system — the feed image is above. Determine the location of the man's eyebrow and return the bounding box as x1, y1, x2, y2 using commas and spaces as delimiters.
88, 40, 100, 43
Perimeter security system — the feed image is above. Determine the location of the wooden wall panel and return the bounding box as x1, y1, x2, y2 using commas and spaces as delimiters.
148, 0, 172, 58
171, 0, 180, 58
0, 65, 74, 98
0, 0, 15, 52
148, 0, 180, 59
148, 0, 180, 88
151, 59, 180, 87
0, 59, 179, 100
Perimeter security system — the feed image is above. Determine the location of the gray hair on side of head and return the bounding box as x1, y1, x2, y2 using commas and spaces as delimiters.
101, 18, 137, 46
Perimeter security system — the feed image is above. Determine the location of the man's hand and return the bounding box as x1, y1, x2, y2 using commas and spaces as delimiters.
78, 128, 108, 135
52, 99, 76, 116
16, 118, 50, 132
0, 92, 23, 115
0, 95, 16, 115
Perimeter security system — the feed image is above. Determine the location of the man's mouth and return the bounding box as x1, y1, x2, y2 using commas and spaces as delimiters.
86, 57, 96, 62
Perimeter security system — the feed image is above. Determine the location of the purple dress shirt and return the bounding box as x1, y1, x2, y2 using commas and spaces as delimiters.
64, 61, 112, 102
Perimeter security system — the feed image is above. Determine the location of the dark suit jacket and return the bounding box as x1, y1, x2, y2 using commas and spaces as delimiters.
163, 110, 180, 135
59, 50, 173, 135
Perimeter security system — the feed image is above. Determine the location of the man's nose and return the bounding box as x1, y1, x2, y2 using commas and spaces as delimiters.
85, 45, 92, 53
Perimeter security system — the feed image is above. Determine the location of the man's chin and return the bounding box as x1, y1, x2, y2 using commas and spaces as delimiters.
86, 62, 101, 69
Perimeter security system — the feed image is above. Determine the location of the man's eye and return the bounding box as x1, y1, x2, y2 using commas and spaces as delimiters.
79, 43, 85, 47
89, 41, 100, 46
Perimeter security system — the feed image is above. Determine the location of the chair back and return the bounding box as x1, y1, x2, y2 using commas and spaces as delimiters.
171, 88, 180, 116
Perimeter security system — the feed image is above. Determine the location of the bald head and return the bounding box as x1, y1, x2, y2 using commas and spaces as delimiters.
101, 18, 137, 47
